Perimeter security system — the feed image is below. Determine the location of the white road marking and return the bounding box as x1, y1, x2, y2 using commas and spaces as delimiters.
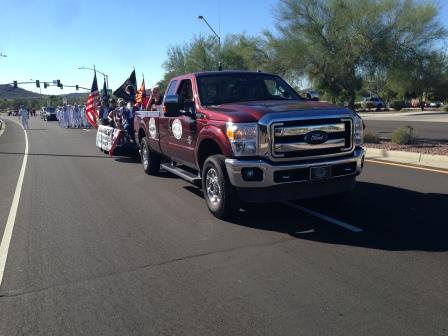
0, 119, 5, 138
284, 201, 363, 233
82, 129, 91, 132
0, 120, 29, 286
366, 159, 448, 175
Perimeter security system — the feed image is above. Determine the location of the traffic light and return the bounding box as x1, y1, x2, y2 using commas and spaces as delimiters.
13, 80, 17, 88
76, 85, 79, 91
44, 82, 48, 89
56, 79, 61, 87
36, 80, 40, 88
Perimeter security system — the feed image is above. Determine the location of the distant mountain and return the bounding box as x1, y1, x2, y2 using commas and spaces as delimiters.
63, 92, 89, 100
0, 84, 42, 99
0, 85, 90, 101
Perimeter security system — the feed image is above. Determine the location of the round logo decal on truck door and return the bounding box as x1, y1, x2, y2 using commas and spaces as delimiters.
172, 119, 183, 140
148, 117, 157, 139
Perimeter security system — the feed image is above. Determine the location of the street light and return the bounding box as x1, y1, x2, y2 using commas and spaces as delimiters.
197, 15, 222, 70
78, 66, 109, 89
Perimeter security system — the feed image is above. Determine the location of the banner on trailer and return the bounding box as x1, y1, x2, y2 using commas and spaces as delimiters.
109, 128, 123, 157
96, 125, 115, 151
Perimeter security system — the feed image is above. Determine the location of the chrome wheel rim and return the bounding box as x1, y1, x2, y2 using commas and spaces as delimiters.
142, 145, 149, 169
206, 168, 221, 206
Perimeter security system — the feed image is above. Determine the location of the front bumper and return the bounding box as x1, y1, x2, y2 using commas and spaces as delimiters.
225, 147, 365, 189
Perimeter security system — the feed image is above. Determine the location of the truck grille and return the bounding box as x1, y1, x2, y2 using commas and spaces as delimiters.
271, 118, 353, 159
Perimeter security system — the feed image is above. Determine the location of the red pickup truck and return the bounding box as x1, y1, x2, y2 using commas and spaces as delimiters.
134, 71, 365, 218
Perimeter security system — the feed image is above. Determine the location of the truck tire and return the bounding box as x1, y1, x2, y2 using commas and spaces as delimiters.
202, 155, 239, 219
141, 137, 160, 175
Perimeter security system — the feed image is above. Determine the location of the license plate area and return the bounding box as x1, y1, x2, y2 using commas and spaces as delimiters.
310, 165, 332, 181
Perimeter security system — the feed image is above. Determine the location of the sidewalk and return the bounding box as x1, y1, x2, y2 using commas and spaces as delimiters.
365, 147, 448, 170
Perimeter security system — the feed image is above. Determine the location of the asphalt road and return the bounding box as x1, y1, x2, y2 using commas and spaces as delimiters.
365, 120, 448, 141
360, 111, 448, 141
0, 116, 447, 336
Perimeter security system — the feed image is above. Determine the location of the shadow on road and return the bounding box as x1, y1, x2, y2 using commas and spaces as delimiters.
184, 181, 448, 252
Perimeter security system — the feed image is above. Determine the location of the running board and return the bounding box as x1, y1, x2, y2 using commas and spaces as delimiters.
161, 163, 201, 184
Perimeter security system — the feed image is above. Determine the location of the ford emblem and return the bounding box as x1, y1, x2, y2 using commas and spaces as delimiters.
304, 130, 328, 145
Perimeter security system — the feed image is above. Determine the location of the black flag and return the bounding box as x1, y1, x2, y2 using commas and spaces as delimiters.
101, 78, 109, 102
113, 70, 137, 102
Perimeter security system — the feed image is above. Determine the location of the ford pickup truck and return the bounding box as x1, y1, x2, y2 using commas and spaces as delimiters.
134, 71, 365, 218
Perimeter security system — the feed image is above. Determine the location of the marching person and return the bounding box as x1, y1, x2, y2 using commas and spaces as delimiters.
72, 105, 81, 128
18, 105, 29, 129
60, 104, 68, 128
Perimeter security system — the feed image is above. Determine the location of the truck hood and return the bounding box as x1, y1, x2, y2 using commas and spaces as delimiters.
204, 100, 355, 122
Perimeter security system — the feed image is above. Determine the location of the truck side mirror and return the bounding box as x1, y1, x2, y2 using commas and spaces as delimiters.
164, 95, 180, 116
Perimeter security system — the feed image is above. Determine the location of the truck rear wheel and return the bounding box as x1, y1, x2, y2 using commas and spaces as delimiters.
202, 155, 239, 219
141, 138, 160, 175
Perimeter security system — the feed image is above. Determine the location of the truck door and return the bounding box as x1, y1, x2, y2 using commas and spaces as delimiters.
159, 79, 197, 168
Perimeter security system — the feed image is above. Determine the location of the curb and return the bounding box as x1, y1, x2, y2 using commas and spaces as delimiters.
365, 147, 448, 170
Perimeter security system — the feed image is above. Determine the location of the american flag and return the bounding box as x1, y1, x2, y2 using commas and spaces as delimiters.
85, 72, 100, 128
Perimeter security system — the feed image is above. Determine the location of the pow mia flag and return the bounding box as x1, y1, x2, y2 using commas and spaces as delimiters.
113, 69, 137, 102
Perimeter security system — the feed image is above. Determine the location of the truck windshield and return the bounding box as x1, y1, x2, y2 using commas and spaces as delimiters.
197, 73, 302, 106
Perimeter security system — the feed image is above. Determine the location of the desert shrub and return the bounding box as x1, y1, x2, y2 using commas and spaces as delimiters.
390, 100, 404, 111
363, 132, 381, 144
391, 126, 419, 145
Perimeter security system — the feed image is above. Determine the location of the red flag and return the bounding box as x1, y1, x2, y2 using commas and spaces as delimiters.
135, 78, 149, 108
85, 72, 100, 128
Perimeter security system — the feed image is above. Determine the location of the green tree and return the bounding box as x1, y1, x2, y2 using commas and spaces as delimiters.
160, 34, 274, 89
268, 0, 446, 109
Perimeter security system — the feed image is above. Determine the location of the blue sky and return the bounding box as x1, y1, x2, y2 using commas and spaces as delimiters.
0, 0, 277, 95
0, 0, 446, 95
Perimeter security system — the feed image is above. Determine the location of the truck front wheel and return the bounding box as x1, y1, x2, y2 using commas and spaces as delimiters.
141, 138, 160, 175
202, 155, 239, 219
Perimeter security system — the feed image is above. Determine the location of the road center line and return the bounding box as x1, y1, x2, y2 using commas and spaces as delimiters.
283, 201, 363, 233
0, 120, 29, 286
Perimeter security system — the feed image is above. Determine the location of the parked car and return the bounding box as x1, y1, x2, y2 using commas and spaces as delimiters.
43, 107, 57, 121
305, 90, 320, 101
429, 101, 442, 108
360, 96, 385, 109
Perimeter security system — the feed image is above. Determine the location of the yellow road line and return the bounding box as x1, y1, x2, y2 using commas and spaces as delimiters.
365, 159, 448, 175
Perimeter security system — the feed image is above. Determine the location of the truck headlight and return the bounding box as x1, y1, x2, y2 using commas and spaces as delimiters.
226, 122, 258, 156
354, 114, 364, 146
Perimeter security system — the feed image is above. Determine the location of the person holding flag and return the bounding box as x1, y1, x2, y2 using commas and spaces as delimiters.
85, 71, 100, 128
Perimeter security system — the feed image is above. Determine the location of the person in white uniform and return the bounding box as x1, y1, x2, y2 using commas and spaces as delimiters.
18, 105, 29, 129
72, 105, 81, 128
61, 104, 69, 128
